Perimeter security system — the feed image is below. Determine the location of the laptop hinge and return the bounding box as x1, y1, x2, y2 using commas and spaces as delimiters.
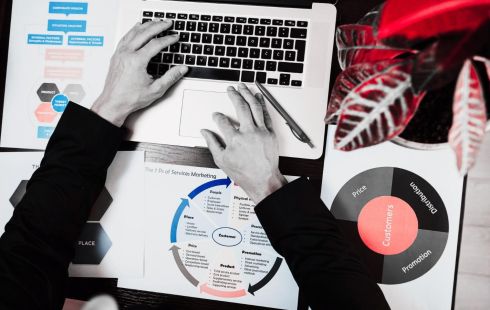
162, 0, 314, 9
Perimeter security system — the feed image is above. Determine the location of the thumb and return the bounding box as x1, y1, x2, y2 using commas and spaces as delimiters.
151, 65, 188, 95
200, 129, 225, 162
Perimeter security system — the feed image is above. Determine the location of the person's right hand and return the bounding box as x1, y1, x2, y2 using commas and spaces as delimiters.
91, 20, 188, 127
201, 84, 288, 204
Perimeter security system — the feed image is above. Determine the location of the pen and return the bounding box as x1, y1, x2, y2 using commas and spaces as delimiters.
255, 81, 314, 148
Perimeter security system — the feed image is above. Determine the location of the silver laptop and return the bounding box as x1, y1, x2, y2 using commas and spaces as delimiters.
116, 0, 337, 159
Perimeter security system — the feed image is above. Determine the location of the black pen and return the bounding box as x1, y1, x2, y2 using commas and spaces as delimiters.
255, 81, 314, 148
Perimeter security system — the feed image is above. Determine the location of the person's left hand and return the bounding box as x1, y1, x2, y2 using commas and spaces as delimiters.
91, 20, 188, 127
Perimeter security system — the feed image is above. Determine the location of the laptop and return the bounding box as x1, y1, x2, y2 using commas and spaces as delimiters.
117, 0, 336, 159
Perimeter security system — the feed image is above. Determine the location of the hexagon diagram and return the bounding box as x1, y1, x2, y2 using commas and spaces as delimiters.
88, 187, 113, 221
72, 223, 112, 264
9, 180, 29, 208
63, 84, 86, 104
35, 103, 58, 123
37, 83, 59, 102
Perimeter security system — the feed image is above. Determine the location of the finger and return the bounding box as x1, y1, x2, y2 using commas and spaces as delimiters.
213, 112, 237, 142
227, 86, 254, 130
129, 20, 173, 51
138, 34, 179, 61
255, 93, 274, 131
201, 129, 225, 162
237, 83, 265, 128
150, 65, 188, 94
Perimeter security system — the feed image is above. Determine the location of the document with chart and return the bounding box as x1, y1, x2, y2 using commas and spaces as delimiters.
0, 0, 117, 149
118, 163, 299, 310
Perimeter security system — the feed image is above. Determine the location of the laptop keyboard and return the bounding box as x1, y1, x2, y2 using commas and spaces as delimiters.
143, 11, 308, 87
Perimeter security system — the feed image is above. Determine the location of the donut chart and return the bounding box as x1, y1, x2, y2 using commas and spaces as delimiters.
169, 177, 284, 298
331, 167, 449, 284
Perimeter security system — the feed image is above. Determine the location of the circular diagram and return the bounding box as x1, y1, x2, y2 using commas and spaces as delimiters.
331, 167, 449, 284
169, 178, 284, 298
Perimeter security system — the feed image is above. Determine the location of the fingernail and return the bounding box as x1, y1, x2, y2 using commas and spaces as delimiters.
238, 83, 246, 89
179, 66, 188, 74
163, 19, 172, 24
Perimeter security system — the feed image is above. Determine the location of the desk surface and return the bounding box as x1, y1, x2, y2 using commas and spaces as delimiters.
0, 1, 380, 309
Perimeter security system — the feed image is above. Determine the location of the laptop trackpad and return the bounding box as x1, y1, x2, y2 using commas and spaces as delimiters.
179, 89, 237, 138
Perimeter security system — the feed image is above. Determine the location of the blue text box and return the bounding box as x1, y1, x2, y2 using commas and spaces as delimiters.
49, 2, 88, 15
37, 126, 55, 139
27, 34, 63, 45
68, 35, 104, 47
48, 20, 86, 33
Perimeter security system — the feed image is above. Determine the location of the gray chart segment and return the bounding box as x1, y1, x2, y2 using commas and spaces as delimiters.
331, 167, 394, 221
381, 229, 448, 284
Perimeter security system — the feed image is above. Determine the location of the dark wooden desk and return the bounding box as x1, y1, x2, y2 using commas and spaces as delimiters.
0, 1, 379, 309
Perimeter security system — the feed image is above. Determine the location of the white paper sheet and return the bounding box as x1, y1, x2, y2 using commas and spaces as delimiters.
321, 127, 464, 310
118, 163, 299, 310
0, 151, 145, 278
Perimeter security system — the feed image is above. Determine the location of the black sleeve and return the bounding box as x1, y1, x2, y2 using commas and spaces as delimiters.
0, 102, 123, 310
255, 178, 390, 310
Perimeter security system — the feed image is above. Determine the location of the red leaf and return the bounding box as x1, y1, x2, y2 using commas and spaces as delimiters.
449, 60, 488, 175
336, 24, 410, 70
334, 60, 425, 151
378, 0, 490, 48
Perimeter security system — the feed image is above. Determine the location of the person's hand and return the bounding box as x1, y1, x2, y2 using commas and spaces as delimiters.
91, 20, 188, 127
201, 83, 288, 204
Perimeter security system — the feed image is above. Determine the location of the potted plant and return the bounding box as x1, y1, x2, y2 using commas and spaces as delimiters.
326, 0, 490, 174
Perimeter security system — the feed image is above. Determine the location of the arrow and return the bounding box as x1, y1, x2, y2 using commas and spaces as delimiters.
199, 283, 246, 298
248, 257, 283, 296
170, 198, 190, 243
169, 245, 199, 287
188, 177, 232, 199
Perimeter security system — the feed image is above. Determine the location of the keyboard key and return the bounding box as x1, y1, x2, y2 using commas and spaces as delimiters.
192, 44, 203, 54
250, 48, 260, 58
295, 40, 306, 61
279, 27, 289, 37
243, 59, 253, 69
181, 43, 191, 53
208, 57, 218, 67
188, 66, 240, 81
268, 78, 278, 85
232, 24, 242, 34
238, 47, 249, 58
267, 26, 278, 37
272, 19, 283, 26
213, 34, 224, 44
155, 12, 165, 18
260, 38, 270, 48
210, 23, 219, 33
280, 73, 290, 85
260, 19, 271, 25
170, 43, 180, 52
175, 20, 185, 30
198, 22, 208, 32
292, 80, 302, 86
266, 61, 277, 71
204, 45, 214, 55
231, 58, 241, 68
225, 16, 235, 23
215, 46, 225, 56
244, 25, 254, 35
237, 36, 247, 46
278, 62, 304, 73
213, 16, 223, 22
178, 13, 188, 19
254, 60, 265, 70
143, 11, 153, 17
190, 14, 199, 20
219, 58, 230, 68
166, 13, 176, 19
241, 71, 255, 82
298, 21, 308, 27
201, 15, 211, 21
226, 47, 237, 57
174, 54, 184, 64
220, 23, 231, 34
142, 18, 152, 23
255, 26, 265, 36
237, 17, 247, 23
271, 38, 282, 48
191, 33, 201, 43
151, 53, 162, 63
284, 39, 294, 49
256, 72, 267, 83
261, 49, 272, 59
291, 28, 307, 39
147, 62, 158, 75
225, 35, 235, 45
186, 55, 196, 65
180, 32, 190, 42
248, 18, 259, 24
163, 53, 173, 63
187, 21, 197, 31
202, 34, 212, 43
248, 37, 258, 47
285, 50, 296, 61
158, 64, 169, 75
197, 56, 207, 66
285, 20, 295, 26
273, 50, 284, 60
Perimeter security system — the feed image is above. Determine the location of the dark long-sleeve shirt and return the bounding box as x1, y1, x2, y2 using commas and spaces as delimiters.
0, 102, 389, 309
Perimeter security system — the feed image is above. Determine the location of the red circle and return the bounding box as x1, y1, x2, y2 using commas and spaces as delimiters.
357, 196, 418, 255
